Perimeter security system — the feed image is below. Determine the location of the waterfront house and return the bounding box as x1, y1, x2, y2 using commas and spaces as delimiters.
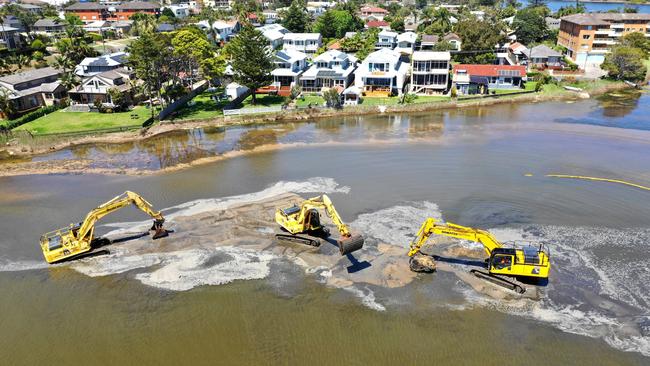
375, 30, 397, 49
354, 48, 410, 97
270, 49, 308, 94
75, 52, 129, 77
282, 33, 322, 55
300, 50, 357, 93
67, 68, 136, 107
524, 44, 563, 68
395, 31, 417, 55
410, 51, 451, 95
0, 67, 65, 116
452, 64, 526, 95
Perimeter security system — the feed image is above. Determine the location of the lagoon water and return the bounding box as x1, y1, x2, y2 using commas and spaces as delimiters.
1, 90, 650, 364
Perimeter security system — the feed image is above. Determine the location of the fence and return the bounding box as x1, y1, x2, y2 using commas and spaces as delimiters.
223, 105, 283, 116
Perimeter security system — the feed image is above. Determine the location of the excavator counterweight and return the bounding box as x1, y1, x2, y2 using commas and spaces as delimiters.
275, 194, 364, 255
39, 191, 168, 264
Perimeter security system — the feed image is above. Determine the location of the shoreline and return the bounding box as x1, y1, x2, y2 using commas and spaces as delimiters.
0, 82, 633, 178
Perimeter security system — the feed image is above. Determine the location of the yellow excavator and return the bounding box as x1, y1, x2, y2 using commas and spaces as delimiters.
275, 194, 364, 255
408, 218, 550, 293
39, 191, 168, 264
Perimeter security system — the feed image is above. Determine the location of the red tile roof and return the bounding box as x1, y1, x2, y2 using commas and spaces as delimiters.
366, 20, 389, 28
361, 6, 388, 14
453, 64, 526, 77
328, 40, 342, 50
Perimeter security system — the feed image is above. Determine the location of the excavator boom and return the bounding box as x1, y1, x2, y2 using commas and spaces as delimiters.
39, 191, 168, 263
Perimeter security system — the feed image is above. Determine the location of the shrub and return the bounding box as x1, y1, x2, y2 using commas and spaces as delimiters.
4, 102, 67, 130
401, 93, 418, 104
323, 88, 341, 109
450, 86, 458, 98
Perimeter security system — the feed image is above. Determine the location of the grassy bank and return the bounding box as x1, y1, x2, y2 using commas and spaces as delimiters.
16, 106, 151, 135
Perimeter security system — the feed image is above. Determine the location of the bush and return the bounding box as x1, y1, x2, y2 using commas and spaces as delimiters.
401, 93, 418, 104
30, 39, 45, 51
87, 32, 103, 42
4, 102, 67, 130
450, 86, 458, 98
323, 88, 342, 109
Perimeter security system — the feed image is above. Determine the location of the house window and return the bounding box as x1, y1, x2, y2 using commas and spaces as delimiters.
504, 77, 512, 84
582, 35, 590, 39
92, 16, 96, 19
586, 26, 592, 30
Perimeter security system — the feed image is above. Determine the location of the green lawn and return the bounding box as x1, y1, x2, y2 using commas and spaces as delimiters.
410, 95, 451, 104
296, 95, 325, 108
239, 94, 287, 109
168, 90, 228, 121
360, 96, 401, 106
16, 106, 152, 135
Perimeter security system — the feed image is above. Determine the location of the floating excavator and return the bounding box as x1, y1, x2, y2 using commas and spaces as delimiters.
275, 194, 364, 255
408, 218, 550, 293
40, 191, 168, 263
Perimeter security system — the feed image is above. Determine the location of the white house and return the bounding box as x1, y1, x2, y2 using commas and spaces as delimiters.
164, 5, 190, 18
258, 23, 288, 49
282, 33, 322, 55
67, 68, 137, 107
271, 49, 308, 88
443, 33, 462, 51
395, 31, 417, 55
75, 52, 128, 77
410, 51, 451, 95
354, 48, 410, 97
376, 30, 397, 49
300, 50, 357, 92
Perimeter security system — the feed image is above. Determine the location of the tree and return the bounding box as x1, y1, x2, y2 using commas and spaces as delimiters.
512, 6, 549, 45
619, 32, 650, 57
454, 18, 507, 64
601, 46, 647, 81
323, 88, 341, 109
314, 9, 363, 39
391, 18, 405, 32
130, 13, 156, 36
162, 7, 176, 19
9, 4, 38, 40
555, 4, 585, 18
171, 29, 225, 85
0, 89, 16, 119
416, 0, 428, 10
59, 71, 79, 90
228, 26, 274, 104
281, 0, 310, 33
128, 32, 169, 119
108, 87, 129, 111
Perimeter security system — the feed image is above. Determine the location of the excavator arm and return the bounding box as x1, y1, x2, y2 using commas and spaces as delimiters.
408, 218, 502, 257
75, 191, 165, 242
299, 194, 352, 238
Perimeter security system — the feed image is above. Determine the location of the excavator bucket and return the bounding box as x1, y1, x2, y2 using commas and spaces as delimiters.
338, 234, 364, 255
150, 220, 168, 240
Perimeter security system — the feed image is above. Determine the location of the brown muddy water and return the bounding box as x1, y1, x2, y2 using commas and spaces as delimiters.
1, 90, 650, 365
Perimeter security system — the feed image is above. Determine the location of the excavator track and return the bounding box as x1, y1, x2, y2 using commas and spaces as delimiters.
275, 234, 321, 247
470, 269, 526, 294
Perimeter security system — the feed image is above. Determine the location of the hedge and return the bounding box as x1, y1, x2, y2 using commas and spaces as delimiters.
2, 103, 67, 130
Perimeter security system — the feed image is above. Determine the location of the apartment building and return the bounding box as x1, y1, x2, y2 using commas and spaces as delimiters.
558, 13, 650, 64
65, 1, 160, 23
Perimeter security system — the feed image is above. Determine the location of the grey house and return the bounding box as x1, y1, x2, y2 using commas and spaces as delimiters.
525, 45, 563, 67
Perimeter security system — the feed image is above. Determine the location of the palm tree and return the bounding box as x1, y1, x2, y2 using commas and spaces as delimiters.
12, 55, 31, 70
59, 72, 79, 90
53, 55, 75, 73
0, 89, 16, 120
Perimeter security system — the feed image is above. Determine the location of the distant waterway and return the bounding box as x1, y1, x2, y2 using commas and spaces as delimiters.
0, 90, 649, 364
523, 0, 650, 12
